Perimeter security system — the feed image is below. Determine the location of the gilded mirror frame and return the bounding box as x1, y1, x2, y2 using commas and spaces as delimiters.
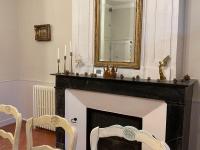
94, 0, 143, 69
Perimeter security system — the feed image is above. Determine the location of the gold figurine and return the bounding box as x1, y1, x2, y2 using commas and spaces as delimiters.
159, 56, 170, 80
103, 65, 111, 79
103, 65, 118, 79
110, 66, 118, 78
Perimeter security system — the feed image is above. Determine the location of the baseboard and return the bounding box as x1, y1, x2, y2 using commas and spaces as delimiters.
0, 118, 27, 128
192, 100, 200, 104
22, 118, 28, 122
0, 117, 15, 127
18, 79, 54, 85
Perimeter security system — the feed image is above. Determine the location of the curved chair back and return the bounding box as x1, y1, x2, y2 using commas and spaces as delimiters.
26, 115, 77, 150
0, 104, 22, 150
90, 125, 170, 150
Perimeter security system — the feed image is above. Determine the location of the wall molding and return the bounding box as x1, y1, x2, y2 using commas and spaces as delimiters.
0, 80, 18, 84
192, 100, 200, 104
0, 118, 15, 127
0, 118, 27, 128
0, 79, 53, 84
18, 79, 54, 85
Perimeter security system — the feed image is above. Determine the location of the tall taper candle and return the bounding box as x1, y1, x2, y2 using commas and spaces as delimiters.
64, 45, 67, 56
69, 41, 72, 51
57, 48, 60, 59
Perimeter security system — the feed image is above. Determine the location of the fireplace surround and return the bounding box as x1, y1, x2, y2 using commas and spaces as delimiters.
52, 74, 196, 150
65, 88, 167, 150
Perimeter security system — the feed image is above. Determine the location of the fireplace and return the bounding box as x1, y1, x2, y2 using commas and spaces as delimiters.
86, 108, 142, 150
65, 89, 166, 150
52, 74, 196, 150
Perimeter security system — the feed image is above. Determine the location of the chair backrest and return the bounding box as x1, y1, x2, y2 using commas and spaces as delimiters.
26, 115, 77, 150
0, 104, 22, 150
90, 125, 170, 150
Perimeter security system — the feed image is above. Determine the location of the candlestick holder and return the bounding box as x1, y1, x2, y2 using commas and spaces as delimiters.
64, 56, 69, 74
64, 56, 66, 73
57, 59, 60, 74
70, 52, 73, 74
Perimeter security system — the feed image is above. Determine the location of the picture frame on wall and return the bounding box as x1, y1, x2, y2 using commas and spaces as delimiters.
34, 24, 51, 41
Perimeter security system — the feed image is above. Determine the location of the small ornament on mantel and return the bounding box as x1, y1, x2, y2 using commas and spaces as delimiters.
132, 76, 136, 81
173, 78, 178, 84
120, 74, 124, 80
184, 74, 191, 81
65, 70, 70, 76
103, 65, 111, 79
103, 65, 118, 79
110, 66, 118, 78
136, 75, 140, 80
90, 73, 97, 78
84, 72, 88, 77
147, 77, 151, 81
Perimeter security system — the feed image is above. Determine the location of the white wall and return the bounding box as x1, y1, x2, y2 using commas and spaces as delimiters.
184, 0, 200, 101
0, 0, 72, 126
0, 0, 20, 126
0, 81, 19, 126
16, 0, 72, 119
18, 0, 72, 83
0, 0, 19, 80
184, 0, 200, 149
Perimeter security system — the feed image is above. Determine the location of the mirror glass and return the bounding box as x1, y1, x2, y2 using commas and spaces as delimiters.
95, 0, 143, 68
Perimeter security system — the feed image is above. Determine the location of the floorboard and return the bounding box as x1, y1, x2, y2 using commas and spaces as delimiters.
0, 121, 56, 150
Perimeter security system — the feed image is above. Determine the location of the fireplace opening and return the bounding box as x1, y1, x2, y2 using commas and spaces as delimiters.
87, 108, 143, 150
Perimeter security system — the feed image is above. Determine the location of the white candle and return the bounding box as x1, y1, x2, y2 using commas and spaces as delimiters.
57, 48, 60, 59
69, 41, 72, 52
64, 45, 67, 56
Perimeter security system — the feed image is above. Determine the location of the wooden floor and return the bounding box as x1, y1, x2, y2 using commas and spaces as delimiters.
0, 121, 56, 150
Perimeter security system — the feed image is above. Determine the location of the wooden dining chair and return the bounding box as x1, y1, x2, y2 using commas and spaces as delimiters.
26, 115, 77, 150
90, 125, 170, 150
0, 104, 22, 150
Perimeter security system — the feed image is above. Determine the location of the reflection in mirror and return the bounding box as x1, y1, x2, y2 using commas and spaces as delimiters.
100, 0, 136, 62
95, 0, 143, 68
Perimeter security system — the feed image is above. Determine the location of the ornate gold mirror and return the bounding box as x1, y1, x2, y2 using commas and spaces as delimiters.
95, 0, 143, 69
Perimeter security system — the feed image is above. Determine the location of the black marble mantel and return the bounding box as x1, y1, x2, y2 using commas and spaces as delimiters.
52, 74, 197, 150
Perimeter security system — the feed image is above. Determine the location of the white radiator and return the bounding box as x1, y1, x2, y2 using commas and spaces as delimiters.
33, 85, 55, 131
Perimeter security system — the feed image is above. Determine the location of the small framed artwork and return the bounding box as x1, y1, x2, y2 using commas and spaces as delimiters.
34, 24, 51, 41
